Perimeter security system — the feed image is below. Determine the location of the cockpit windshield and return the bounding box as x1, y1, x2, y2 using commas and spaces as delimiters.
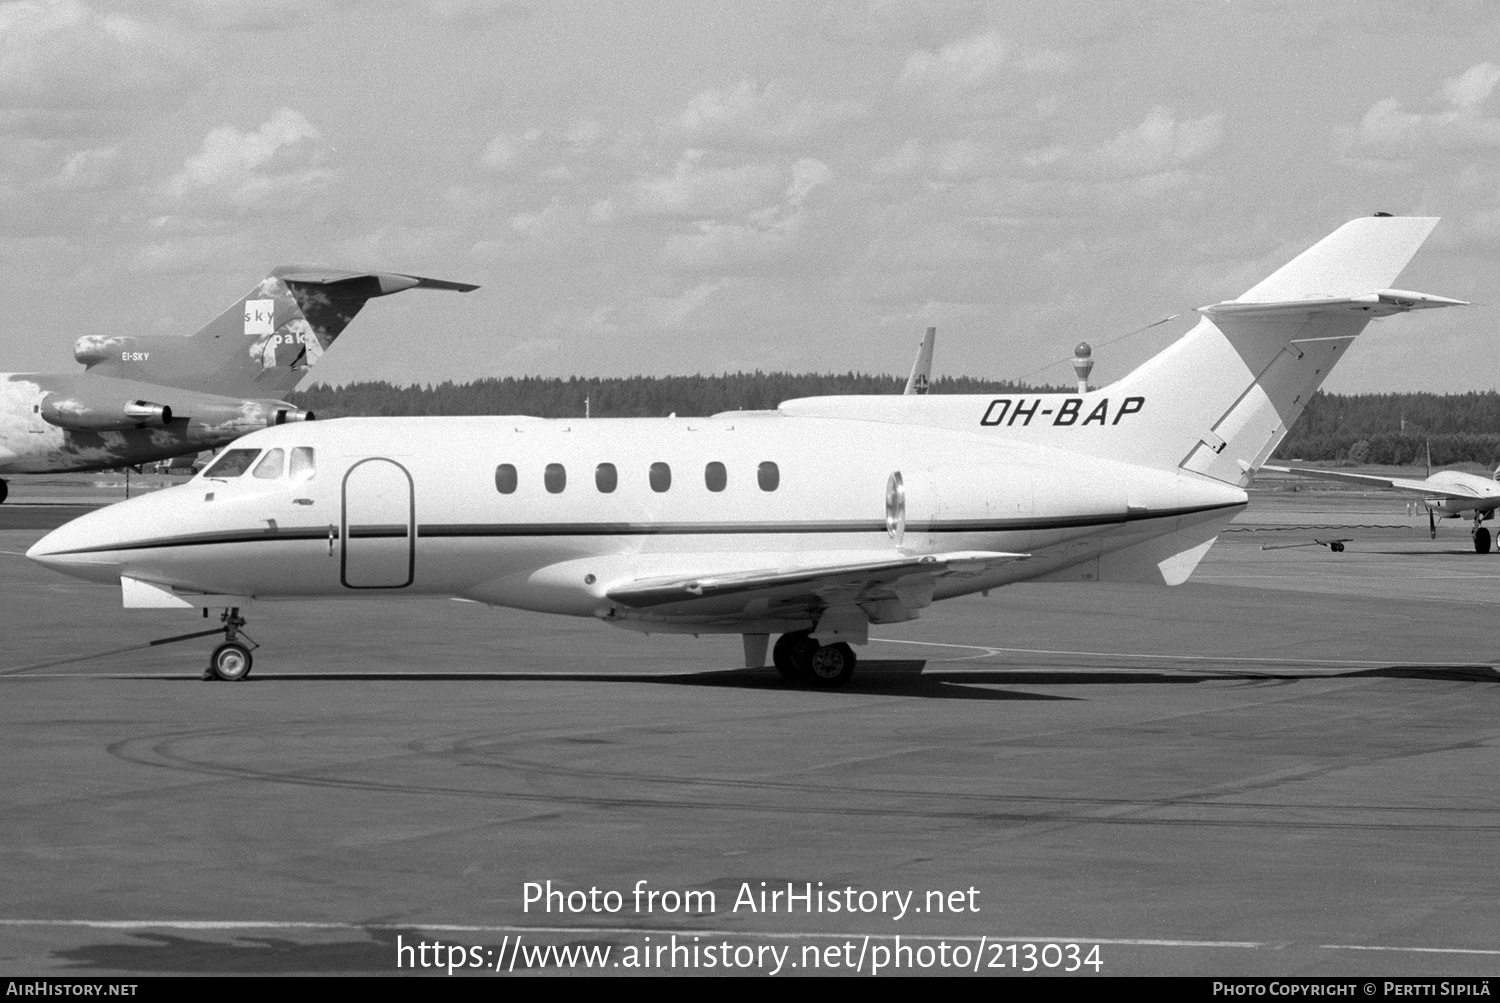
289, 446, 315, 481
201, 445, 315, 482
202, 448, 260, 479
252, 449, 284, 479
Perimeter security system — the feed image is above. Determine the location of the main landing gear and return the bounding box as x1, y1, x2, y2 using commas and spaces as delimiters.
203, 608, 255, 681
772, 630, 857, 688
1473, 514, 1493, 555
0, 477, 7, 504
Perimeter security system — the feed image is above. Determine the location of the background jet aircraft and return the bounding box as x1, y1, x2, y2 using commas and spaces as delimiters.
1262, 461, 1500, 551
0, 267, 476, 502
902, 326, 935, 395
27, 216, 1463, 684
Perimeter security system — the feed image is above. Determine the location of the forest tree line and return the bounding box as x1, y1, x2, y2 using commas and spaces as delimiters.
287, 378, 1500, 465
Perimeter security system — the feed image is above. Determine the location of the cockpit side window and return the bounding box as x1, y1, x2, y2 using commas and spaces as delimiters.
203, 448, 261, 479
289, 447, 316, 482
252, 448, 285, 479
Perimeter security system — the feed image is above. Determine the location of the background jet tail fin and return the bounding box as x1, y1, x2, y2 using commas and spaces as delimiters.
75, 266, 476, 399
903, 326, 935, 395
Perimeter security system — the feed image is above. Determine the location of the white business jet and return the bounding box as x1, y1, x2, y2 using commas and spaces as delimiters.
1261, 460, 1500, 552
28, 216, 1464, 684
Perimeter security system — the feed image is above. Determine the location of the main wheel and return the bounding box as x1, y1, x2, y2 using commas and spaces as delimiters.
208, 641, 253, 681
0, 478, 7, 504
1476, 527, 1492, 554
773, 631, 816, 681
807, 642, 856, 688
1330, 542, 1344, 553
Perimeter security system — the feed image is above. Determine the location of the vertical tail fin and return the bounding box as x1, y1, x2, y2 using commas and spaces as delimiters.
903, 326, 935, 395
73, 268, 477, 399
1083, 216, 1463, 484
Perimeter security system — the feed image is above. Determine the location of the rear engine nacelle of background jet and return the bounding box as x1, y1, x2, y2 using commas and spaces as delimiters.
39, 393, 172, 431
271, 406, 314, 425
179, 395, 314, 431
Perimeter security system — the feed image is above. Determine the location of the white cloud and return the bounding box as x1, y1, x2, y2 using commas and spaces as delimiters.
676, 80, 866, 147
1344, 61, 1500, 160
1086, 106, 1225, 177
0, 0, 197, 122
163, 108, 332, 211
896, 31, 1010, 99
480, 127, 542, 171
425, 0, 533, 25
660, 158, 831, 271
631, 150, 783, 217
52, 145, 121, 190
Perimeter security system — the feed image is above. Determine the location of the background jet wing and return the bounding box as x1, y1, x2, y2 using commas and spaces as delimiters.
606, 549, 1029, 614
1261, 464, 1482, 499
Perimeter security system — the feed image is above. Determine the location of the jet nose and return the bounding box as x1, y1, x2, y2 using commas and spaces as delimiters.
26, 506, 132, 584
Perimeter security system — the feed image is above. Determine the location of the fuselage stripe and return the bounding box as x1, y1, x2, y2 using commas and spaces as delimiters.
36, 501, 1244, 557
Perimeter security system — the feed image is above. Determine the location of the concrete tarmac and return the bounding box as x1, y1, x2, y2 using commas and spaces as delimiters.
1, 490, 1497, 977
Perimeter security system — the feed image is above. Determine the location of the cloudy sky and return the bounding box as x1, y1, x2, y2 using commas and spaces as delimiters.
4, 0, 1500, 393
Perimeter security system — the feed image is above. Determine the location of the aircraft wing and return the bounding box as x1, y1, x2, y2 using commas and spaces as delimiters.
1261, 464, 1487, 499
606, 549, 1029, 614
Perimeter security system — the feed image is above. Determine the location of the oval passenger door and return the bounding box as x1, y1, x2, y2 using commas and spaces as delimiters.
341, 457, 414, 588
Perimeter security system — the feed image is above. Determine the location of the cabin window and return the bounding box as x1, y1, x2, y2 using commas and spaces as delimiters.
704, 461, 727, 492
252, 448, 285, 479
595, 462, 617, 493
650, 462, 672, 492
545, 463, 567, 494
289, 447, 315, 482
758, 461, 780, 492
495, 463, 518, 494
202, 448, 260, 479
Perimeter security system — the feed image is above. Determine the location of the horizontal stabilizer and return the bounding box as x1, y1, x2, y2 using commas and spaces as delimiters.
1201, 288, 1468, 320
273, 268, 479, 294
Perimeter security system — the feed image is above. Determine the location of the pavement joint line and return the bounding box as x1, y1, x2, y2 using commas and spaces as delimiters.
868, 637, 1494, 669
0, 919, 1264, 948
1320, 944, 1500, 956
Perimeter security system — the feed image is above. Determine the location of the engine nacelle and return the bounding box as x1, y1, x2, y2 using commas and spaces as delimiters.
40, 394, 172, 431
271, 407, 315, 425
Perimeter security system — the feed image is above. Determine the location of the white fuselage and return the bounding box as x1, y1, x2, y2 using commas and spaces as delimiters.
1424, 470, 1500, 517
28, 413, 1247, 634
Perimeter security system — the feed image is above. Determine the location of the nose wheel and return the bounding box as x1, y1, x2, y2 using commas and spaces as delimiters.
202, 608, 256, 681
209, 641, 253, 681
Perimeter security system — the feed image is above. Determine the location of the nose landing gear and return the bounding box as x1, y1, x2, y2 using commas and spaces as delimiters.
202, 608, 256, 681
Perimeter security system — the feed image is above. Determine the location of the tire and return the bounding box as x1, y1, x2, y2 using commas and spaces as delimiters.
1476, 527, 1492, 554
807, 642, 856, 688
0, 478, 7, 504
208, 641, 253, 681
773, 631, 815, 681
1330, 542, 1344, 553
